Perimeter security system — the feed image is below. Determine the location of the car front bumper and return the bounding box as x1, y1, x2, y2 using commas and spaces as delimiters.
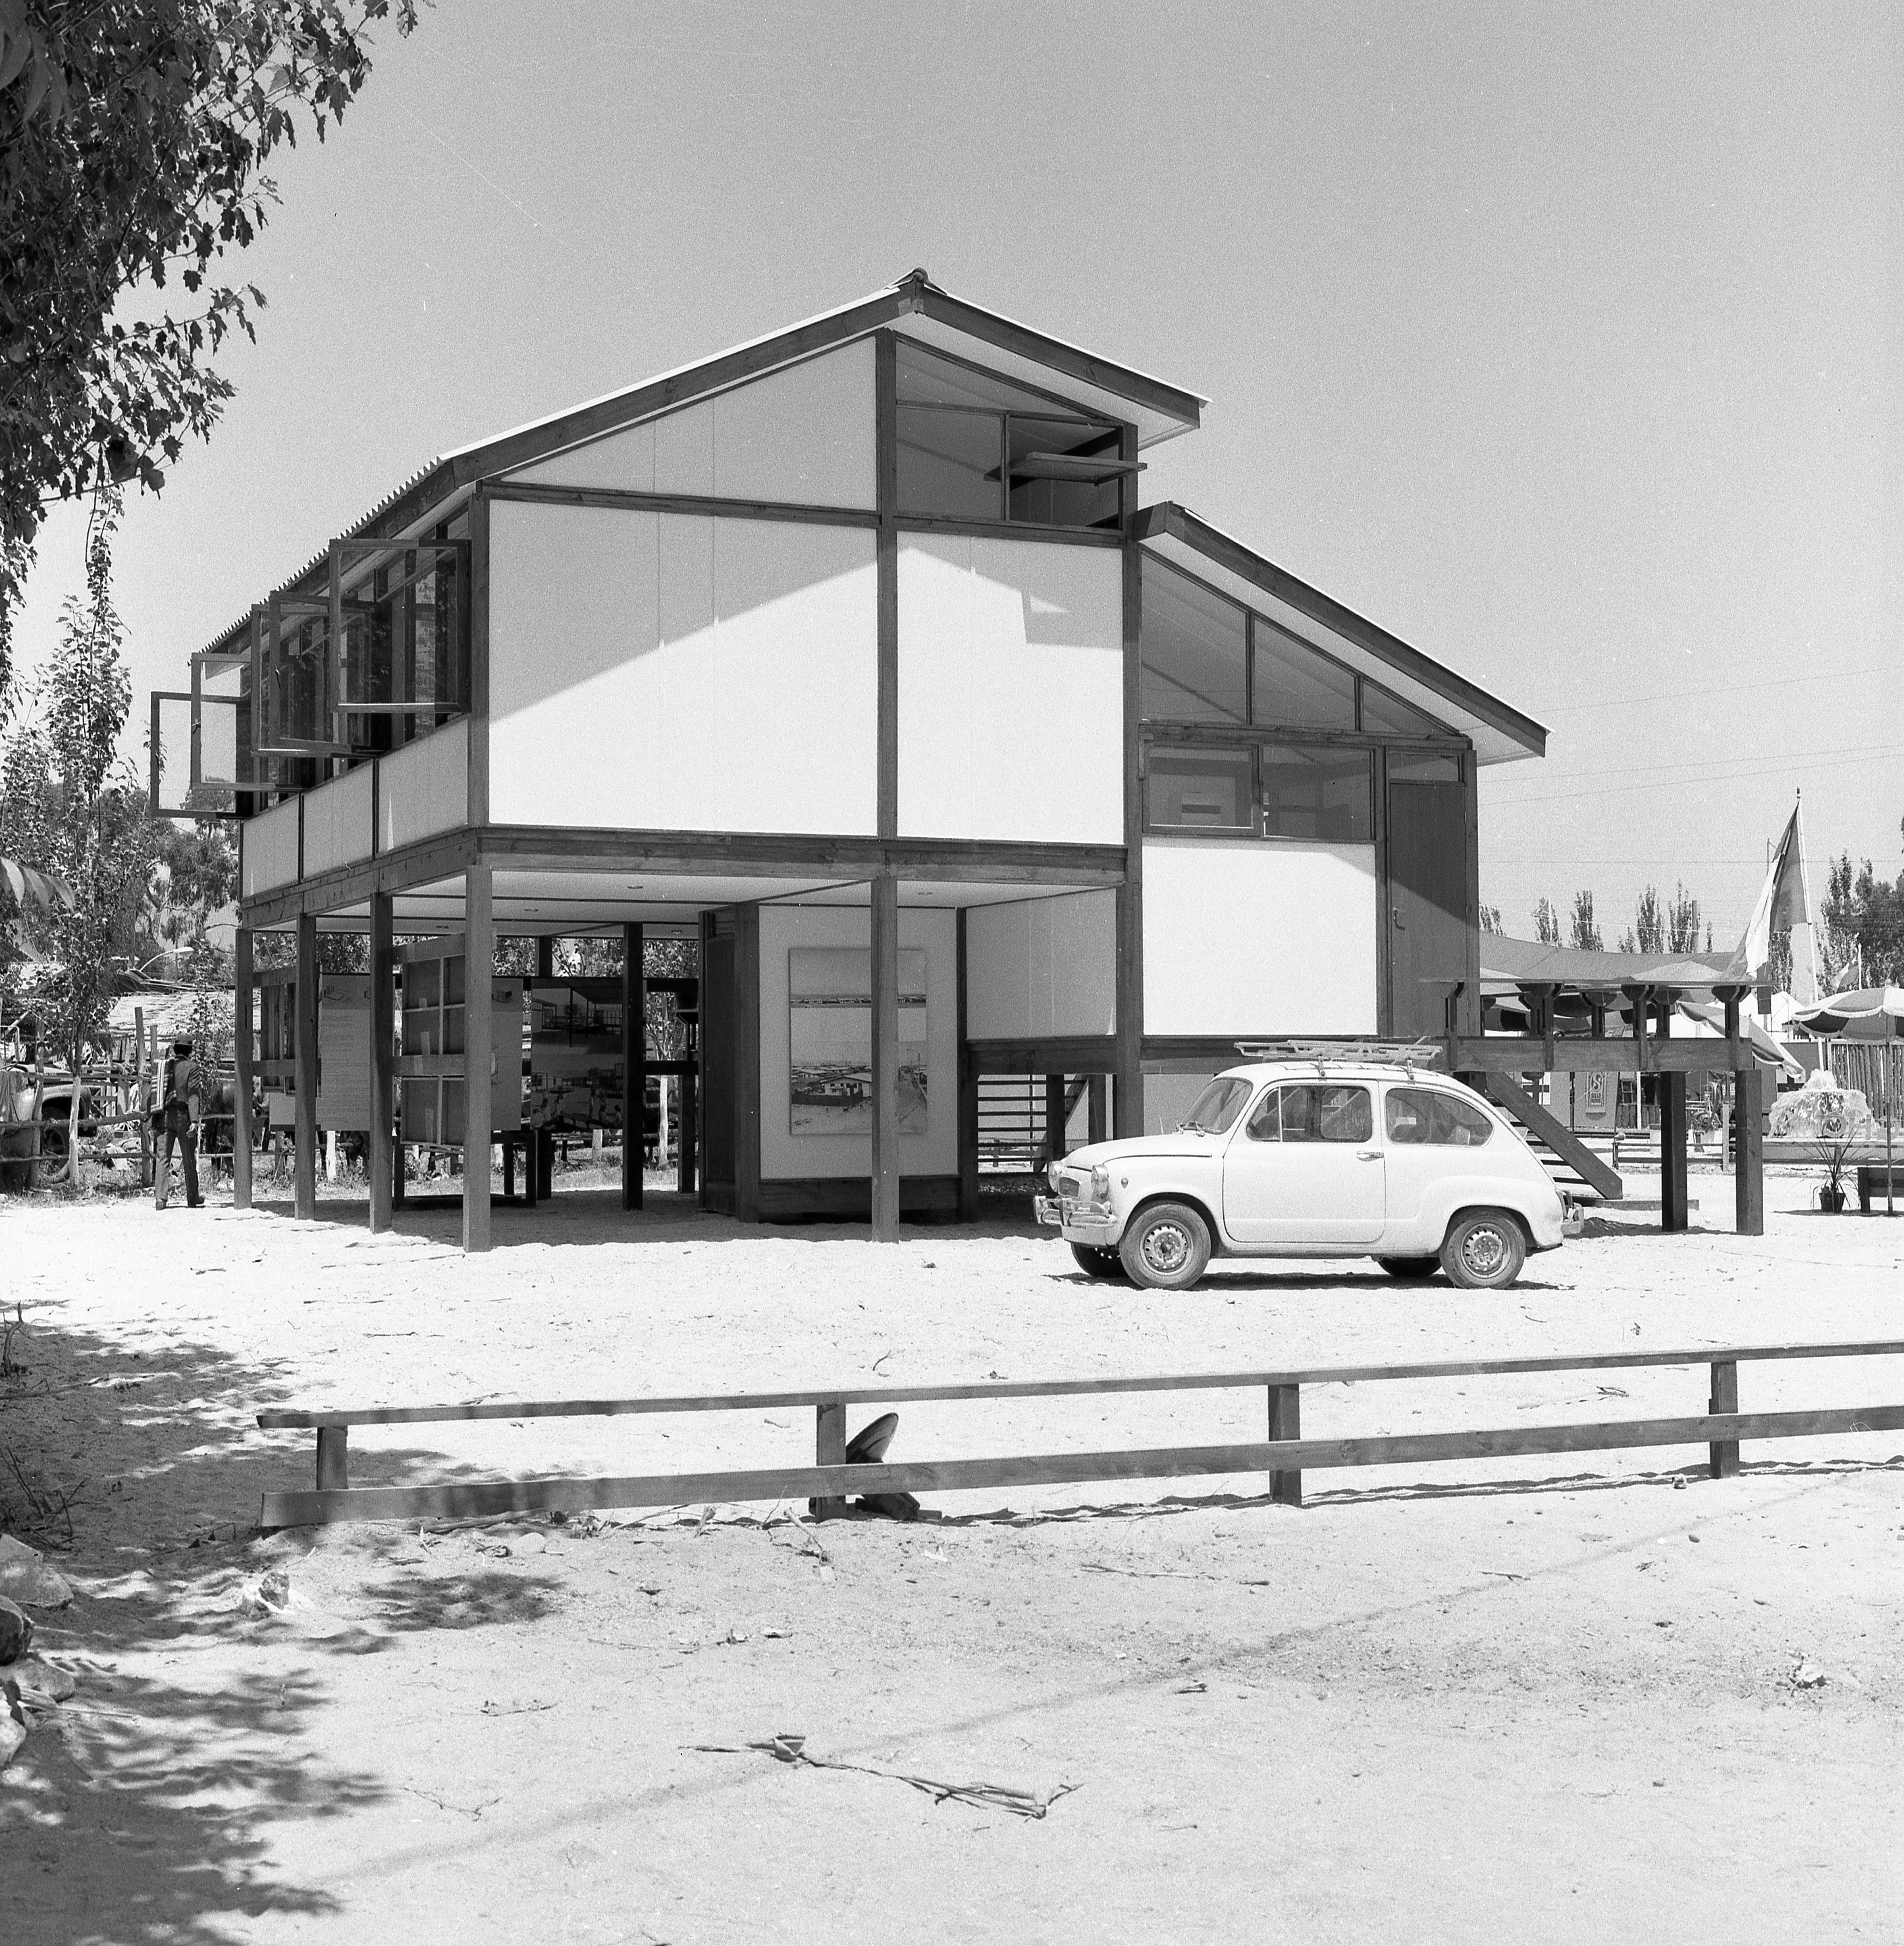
1034, 1196, 1121, 1247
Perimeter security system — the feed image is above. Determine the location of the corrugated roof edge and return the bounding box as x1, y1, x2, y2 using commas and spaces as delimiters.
199, 271, 1208, 659
1133, 502, 1549, 760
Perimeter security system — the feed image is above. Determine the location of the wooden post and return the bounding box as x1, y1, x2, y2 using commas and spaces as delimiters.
462, 862, 494, 1254
231, 937, 253, 1209
622, 921, 644, 1211
812, 1400, 848, 1520
1661, 1072, 1688, 1232
368, 893, 394, 1232
1269, 1383, 1302, 1507
1045, 1072, 1069, 1161
869, 872, 901, 1240
1709, 1360, 1740, 1479
1735, 1067, 1765, 1236
536, 935, 554, 981
677, 1066, 696, 1195
1087, 1073, 1108, 1146
293, 912, 318, 1220
315, 1425, 349, 1491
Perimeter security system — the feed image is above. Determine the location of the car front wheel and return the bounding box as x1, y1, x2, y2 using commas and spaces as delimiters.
1377, 1255, 1440, 1281
1440, 1211, 1527, 1289
1119, 1201, 1212, 1291
1070, 1243, 1127, 1281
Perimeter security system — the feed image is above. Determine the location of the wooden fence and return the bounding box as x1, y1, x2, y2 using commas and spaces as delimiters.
255, 1339, 1904, 1529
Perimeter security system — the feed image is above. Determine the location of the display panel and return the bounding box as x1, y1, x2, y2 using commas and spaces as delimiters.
787, 946, 928, 1137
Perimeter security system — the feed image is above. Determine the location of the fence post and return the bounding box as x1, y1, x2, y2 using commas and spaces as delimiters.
1268, 1383, 1302, 1508
315, 1426, 350, 1491
812, 1400, 848, 1520
1708, 1361, 1739, 1479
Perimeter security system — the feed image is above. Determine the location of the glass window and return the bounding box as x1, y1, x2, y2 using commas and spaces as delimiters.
896, 406, 1000, 521
1388, 751, 1461, 784
1265, 1084, 1373, 1143
1252, 617, 1356, 730
1260, 745, 1372, 841
1146, 748, 1253, 831
1385, 1086, 1494, 1146
1006, 415, 1122, 528
1141, 561, 1247, 722
1361, 680, 1448, 736
1182, 1077, 1253, 1134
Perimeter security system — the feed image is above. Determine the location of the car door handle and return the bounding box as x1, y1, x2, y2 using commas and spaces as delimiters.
1356, 1151, 1382, 1161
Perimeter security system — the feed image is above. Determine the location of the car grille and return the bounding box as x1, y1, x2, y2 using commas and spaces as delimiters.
1057, 1173, 1083, 1199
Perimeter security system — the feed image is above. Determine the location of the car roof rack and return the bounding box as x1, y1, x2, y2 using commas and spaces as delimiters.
1233, 1039, 1449, 1080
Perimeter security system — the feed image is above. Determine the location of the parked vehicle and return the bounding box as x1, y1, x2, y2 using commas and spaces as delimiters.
1035, 1060, 1566, 1291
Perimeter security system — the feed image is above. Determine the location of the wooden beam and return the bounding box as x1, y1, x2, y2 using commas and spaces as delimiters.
956, 908, 979, 1221
259, 1400, 1904, 1528
293, 913, 318, 1219
232, 926, 254, 1210
462, 862, 494, 1254
1735, 1068, 1765, 1236
1268, 1383, 1301, 1506
1481, 1069, 1623, 1202
1115, 473, 1145, 1138
1661, 1070, 1689, 1232
368, 891, 395, 1233
1709, 1360, 1740, 1478
255, 1336, 1904, 1428
875, 331, 899, 843
488, 480, 880, 529
467, 489, 490, 827
622, 921, 644, 1211
1449, 1036, 1766, 1076
869, 871, 901, 1240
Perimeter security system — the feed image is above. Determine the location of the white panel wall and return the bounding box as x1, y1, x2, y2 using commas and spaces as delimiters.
966, 889, 1117, 1039
508, 342, 875, 509
897, 536, 1123, 844
488, 503, 878, 835
379, 720, 469, 851
242, 800, 300, 895
757, 906, 959, 1182
300, 764, 374, 878
1142, 837, 1378, 1036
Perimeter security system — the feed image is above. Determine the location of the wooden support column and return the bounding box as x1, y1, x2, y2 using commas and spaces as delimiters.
1114, 501, 1145, 1139
1709, 1360, 1740, 1478
368, 891, 395, 1233
536, 935, 555, 980
462, 862, 494, 1254
1268, 1383, 1302, 1508
1735, 1067, 1765, 1236
869, 871, 901, 1240
232, 927, 254, 1210
293, 912, 318, 1220
1661, 1072, 1689, 1232
622, 921, 644, 1211
1087, 1073, 1108, 1146
1045, 1072, 1069, 1160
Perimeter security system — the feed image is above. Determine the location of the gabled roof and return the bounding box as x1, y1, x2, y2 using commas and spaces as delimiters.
1134, 503, 1548, 767
199, 272, 1206, 658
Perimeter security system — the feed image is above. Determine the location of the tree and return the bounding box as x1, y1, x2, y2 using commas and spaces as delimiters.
1822, 838, 1904, 986
1533, 897, 1560, 946
0, 0, 419, 714
1629, 885, 1665, 956
1568, 890, 1602, 952
1666, 881, 1702, 956
1480, 903, 1503, 935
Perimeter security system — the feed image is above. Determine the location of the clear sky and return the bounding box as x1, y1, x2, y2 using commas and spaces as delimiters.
13, 0, 1900, 947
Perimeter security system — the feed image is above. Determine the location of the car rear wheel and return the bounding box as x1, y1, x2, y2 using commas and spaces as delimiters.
1070, 1243, 1127, 1281
1118, 1201, 1212, 1291
1440, 1211, 1527, 1290
1376, 1255, 1440, 1281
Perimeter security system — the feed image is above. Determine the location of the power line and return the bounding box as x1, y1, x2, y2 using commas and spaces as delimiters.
1484, 740, 1904, 809
1530, 661, 1892, 719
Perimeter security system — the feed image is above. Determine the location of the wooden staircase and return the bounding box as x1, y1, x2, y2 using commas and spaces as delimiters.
1480, 1071, 1624, 1203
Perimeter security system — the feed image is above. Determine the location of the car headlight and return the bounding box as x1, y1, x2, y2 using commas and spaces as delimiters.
1046, 1160, 1061, 1194
1091, 1164, 1110, 1200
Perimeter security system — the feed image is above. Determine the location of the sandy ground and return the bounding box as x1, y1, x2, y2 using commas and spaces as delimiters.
1, 1161, 1901, 1945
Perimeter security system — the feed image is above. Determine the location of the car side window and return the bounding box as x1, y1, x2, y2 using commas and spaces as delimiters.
1386, 1086, 1494, 1146
1279, 1084, 1372, 1144
1243, 1089, 1282, 1141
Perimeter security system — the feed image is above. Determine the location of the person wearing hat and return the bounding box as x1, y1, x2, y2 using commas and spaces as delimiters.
154, 1038, 209, 1210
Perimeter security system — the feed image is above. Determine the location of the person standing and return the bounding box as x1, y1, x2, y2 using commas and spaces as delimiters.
155, 1038, 208, 1210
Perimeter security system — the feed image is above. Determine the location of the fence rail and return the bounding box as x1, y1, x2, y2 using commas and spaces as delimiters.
255, 1339, 1904, 1530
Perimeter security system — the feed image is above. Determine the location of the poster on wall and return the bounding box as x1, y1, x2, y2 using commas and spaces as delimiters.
788, 946, 928, 1136
526, 979, 624, 1132
1569, 1068, 1618, 1132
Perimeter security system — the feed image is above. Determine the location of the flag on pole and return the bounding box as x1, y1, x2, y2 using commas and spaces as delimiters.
1740, 797, 1818, 1002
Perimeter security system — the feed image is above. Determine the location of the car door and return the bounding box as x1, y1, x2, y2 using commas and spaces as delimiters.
1222, 1082, 1386, 1244
1380, 1082, 1501, 1248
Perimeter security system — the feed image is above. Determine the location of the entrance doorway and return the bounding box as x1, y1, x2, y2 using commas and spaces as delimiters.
1386, 775, 1467, 1039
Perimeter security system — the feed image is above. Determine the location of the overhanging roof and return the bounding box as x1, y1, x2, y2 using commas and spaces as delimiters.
199, 272, 1205, 659
1134, 503, 1548, 767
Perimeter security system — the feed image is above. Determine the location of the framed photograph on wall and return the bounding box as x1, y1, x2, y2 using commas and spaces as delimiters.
788, 946, 928, 1136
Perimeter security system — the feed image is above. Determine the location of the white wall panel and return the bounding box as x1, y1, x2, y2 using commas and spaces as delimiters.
507, 343, 875, 509
757, 906, 958, 1182
1142, 837, 1378, 1036
242, 800, 300, 895
488, 503, 877, 834
966, 889, 1117, 1039
898, 536, 1123, 843
299, 764, 374, 878
379, 720, 469, 852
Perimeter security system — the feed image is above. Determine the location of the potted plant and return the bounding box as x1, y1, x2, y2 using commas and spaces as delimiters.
1813, 1138, 1851, 1213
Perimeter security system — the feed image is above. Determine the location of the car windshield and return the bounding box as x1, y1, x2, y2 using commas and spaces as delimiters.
1179, 1078, 1253, 1134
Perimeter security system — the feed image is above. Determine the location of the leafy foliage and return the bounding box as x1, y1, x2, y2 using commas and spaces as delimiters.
1532, 896, 1560, 946
1567, 889, 1601, 952
1821, 835, 1904, 985
0, 0, 418, 714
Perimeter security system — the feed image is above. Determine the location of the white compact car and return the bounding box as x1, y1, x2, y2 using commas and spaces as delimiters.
1034, 1060, 1567, 1291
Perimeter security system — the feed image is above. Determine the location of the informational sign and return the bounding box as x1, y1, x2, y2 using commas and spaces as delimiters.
1570, 1069, 1618, 1132
788, 947, 927, 1136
